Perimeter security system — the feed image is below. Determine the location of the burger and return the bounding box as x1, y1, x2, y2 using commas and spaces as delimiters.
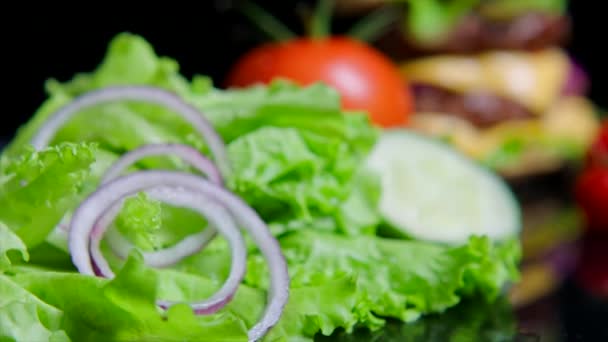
337, 0, 602, 307
369, 0, 600, 179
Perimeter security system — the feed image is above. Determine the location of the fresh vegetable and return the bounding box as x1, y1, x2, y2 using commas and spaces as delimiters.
0, 222, 28, 268
0, 274, 71, 342
0, 33, 521, 341
575, 168, 608, 232
478, 0, 567, 19
226, 37, 413, 128
70, 171, 288, 341
102, 144, 220, 267
106, 190, 217, 268
390, 0, 567, 44
0, 142, 99, 247
585, 119, 608, 168
28, 85, 231, 176
26, 83, 289, 341
365, 129, 521, 244
263, 230, 520, 321
316, 295, 518, 341
575, 120, 608, 232
397, 0, 481, 44
225, 1, 413, 128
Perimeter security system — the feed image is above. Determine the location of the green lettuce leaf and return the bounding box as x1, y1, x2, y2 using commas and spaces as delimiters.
479, 0, 566, 19
247, 231, 521, 324
112, 192, 210, 253
481, 135, 591, 172
171, 230, 519, 339
7, 252, 382, 342
336, 167, 382, 236
0, 222, 29, 269
275, 275, 383, 340
0, 142, 98, 247
227, 126, 379, 235
316, 296, 517, 341
188, 79, 378, 148
9, 253, 249, 342
7, 32, 380, 240
153, 261, 383, 341
114, 192, 163, 251
0, 274, 71, 342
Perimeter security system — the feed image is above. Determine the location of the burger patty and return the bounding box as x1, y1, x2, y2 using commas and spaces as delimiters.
376, 12, 570, 58
412, 84, 535, 128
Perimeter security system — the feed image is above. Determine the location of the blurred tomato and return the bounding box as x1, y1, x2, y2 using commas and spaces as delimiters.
576, 120, 608, 232
575, 167, 608, 232
586, 119, 608, 168
225, 37, 413, 127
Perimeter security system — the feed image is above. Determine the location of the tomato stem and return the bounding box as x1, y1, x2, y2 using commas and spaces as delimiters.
310, 0, 334, 38
239, 1, 296, 41
348, 5, 402, 43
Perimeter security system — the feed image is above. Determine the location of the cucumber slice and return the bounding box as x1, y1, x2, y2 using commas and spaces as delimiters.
365, 129, 521, 244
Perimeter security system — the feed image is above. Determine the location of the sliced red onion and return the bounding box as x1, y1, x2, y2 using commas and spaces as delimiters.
88, 201, 122, 277
100, 143, 223, 185
69, 171, 289, 341
100, 143, 223, 268
104, 226, 216, 268
29, 86, 230, 175
92, 190, 216, 270
85, 184, 247, 315
149, 188, 244, 315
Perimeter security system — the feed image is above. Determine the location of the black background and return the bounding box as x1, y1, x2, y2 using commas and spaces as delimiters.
1, 1, 606, 141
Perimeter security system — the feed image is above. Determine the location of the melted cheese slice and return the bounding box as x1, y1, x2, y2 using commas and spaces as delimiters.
410, 96, 600, 176
400, 48, 570, 114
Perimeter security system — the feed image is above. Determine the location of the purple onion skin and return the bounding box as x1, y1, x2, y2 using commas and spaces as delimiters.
92, 257, 104, 277
156, 298, 234, 315
562, 60, 590, 97
194, 294, 234, 315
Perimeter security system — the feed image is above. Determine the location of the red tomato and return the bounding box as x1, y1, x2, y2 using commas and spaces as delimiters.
575, 167, 608, 232
586, 120, 608, 168
225, 36, 413, 127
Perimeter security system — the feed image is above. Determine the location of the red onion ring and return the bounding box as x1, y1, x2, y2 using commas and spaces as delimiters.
147, 189, 244, 314
86, 185, 246, 315
29, 86, 230, 175
89, 197, 219, 272
69, 171, 289, 341
32, 86, 289, 340
100, 143, 223, 267
104, 226, 216, 268
100, 143, 223, 185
